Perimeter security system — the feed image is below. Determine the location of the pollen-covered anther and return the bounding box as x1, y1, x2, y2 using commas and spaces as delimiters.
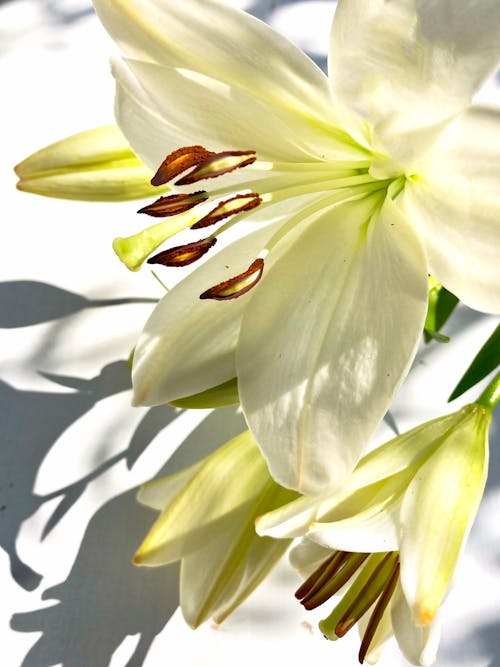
151, 146, 215, 186
191, 193, 262, 229
176, 150, 257, 186
200, 258, 264, 301
147, 237, 217, 267
138, 191, 208, 217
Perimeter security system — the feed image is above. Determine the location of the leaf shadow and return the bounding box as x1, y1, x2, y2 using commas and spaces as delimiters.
10, 406, 246, 667
0, 281, 156, 329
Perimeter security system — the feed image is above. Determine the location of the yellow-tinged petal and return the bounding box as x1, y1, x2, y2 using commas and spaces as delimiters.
134, 431, 268, 566
399, 404, 491, 626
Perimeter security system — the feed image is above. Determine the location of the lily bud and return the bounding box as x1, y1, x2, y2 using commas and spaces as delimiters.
134, 431, 297, 627
15, 126, 167, 202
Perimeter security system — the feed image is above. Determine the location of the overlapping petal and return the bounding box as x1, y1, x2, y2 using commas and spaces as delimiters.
113, 57, 343, 167
93, 0, 350, 149
132, 221, 283, 407
238, 194, 428, 494
330, 0, 500, 162
404, 106, 500, 314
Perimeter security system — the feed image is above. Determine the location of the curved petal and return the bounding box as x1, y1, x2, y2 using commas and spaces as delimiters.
330, 0, 500, 162
132, 221, 281, 407
391, 584, 442, 667
94, 0, 343, 142
113, 57, 343, 167
404, 106, 500, 313
288, 539, 333, 579
399, 405, 490, 626
237, 194, 428, 494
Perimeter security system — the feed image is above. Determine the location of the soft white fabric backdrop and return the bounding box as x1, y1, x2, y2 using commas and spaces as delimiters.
1, 1, 499, 665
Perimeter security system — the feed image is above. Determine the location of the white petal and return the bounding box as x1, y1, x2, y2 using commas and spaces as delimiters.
391, 584, 442, 666
330, 0, 500, 161
404, 106, 500, 313
308, 495, 400, 554
237, 194, 428, 494
288, 539, 333, 579
113, 57, 342, 166
94, 0, 343, 147
399, 405, 490, 625
132, 221, 281, 407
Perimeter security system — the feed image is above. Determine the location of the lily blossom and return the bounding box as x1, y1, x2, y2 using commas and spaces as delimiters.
257, 403, 492, 664
134, 431, 297, 628
92, 0, 500, 493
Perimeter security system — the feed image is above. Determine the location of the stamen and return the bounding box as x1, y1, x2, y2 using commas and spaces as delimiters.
192, 193, 262, 229
147, 237, 217, 267
335, 552, 399, 638
295, 551, 344, 600
300, 552, 368, 611
358, 561, 400, 664
176, 150, 257, 185
199, 258, 264, 300
151, 146, 215, 186
138, 191, 208, 217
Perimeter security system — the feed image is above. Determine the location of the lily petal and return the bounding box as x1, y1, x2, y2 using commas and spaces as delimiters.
330, 0, 500, 162
399, 405, 490, 626
288, 539, 333, 579
94, 0, 342, 144
113, 57, 347, 165
391, 584, 442, 667
405, 106, 500, 313
237, 194, 428, 494
132, 221, 281, 407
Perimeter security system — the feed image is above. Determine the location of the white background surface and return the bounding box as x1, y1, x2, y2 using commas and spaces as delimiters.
1, 1, 499, 666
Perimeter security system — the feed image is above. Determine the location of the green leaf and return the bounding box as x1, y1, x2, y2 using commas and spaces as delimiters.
424, 281, 459, 344
448, 323, 500, 401
169, 377, 239, 408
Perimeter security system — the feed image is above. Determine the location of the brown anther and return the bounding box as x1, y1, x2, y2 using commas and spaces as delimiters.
151, 146, 215, 186
147, 237, 217, 267
138, 191, 208, 217
358, 561, 400, 664
176, 150, 257, 186
200, 258, 264, 301
192, 193, 262, 229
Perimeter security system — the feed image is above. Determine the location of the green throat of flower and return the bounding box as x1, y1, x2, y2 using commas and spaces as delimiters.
113, 143, 405, 298
297, 549, 400, 664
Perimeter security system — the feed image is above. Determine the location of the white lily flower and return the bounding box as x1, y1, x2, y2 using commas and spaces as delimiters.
134, 431, 297, 628
93, 0, 500, 493
257, 403, 492, 665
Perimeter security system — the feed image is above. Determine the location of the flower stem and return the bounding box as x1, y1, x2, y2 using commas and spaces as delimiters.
476, 370, 500, 410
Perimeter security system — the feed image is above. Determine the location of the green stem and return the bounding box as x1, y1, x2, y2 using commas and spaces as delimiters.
476, 370, 500, 410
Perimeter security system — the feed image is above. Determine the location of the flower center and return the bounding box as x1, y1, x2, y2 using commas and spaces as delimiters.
114, 144, 394, 282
